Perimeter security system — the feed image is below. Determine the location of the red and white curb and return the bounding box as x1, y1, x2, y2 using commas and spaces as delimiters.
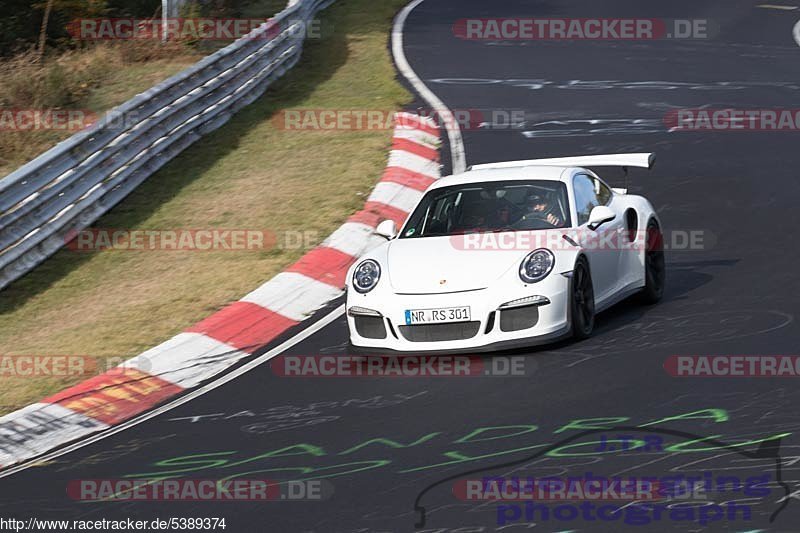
0, 112, 441, 469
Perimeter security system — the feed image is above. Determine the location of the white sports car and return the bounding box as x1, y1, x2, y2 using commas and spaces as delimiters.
345, 153, 665, 352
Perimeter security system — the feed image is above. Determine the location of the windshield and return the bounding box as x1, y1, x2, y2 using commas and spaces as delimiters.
400, 180, 571, 238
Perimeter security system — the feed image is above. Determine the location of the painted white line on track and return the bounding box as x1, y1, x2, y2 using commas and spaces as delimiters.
758, 4, 798, 10
392, 0, 467, 174
0, 305, 346, 479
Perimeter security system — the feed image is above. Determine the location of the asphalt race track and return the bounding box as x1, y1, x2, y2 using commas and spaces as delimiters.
3, 0, 800, 531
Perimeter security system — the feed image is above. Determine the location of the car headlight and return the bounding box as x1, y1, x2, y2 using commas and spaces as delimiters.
352, 259, 381, 293
519, 249, 555, 284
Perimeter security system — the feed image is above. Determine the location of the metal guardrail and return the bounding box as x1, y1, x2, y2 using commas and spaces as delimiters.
0, 0, 334, 290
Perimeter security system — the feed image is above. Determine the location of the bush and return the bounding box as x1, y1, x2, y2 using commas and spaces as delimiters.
0, 46, 121, 108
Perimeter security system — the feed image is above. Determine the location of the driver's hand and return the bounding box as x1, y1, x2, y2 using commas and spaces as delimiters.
546, 213, 561, 225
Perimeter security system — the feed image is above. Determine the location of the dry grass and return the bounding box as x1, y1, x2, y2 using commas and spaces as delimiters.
0, 42, 203, 175
0, 0, 412, 413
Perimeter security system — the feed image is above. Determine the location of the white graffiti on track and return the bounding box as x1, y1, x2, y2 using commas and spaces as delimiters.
520, 118, 665, 138
427, 78, 800, 91
167, 391, 429, 434
546, 309, 793, 368
53, 433, 177, 472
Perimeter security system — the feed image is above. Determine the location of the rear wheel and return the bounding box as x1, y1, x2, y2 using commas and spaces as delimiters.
570, 258, 595, 339
640, 220, 665, 304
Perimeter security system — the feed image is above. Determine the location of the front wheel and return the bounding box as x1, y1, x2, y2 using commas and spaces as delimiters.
570, 257, 595, 339
639, 220, 665, 304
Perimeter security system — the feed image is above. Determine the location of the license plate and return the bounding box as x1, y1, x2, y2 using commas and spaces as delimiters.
405, 306, 471, 325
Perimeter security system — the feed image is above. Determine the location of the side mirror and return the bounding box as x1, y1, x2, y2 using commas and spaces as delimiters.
375, 219, 397, 240
587, 205, 616, 231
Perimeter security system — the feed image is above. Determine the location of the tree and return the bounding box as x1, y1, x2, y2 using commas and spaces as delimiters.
37, 0, 53, 59
32, 0, 109, 58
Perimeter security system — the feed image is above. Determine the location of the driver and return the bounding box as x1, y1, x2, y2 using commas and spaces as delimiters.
522, 191, 562, 226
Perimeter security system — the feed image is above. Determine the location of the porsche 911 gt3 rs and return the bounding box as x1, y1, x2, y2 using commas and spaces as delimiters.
345, 153, 665, 352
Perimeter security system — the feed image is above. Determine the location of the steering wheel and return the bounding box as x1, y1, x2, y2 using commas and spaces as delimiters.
509, 212, 560, 230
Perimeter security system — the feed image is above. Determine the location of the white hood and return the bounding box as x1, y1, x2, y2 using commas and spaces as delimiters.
385, 236, 520, 294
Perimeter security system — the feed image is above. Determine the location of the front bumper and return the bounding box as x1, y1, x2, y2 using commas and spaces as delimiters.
346, 274, 571, 352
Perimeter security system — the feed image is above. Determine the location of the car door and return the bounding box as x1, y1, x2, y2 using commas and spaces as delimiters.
593, 176, 634, 288
572, 173, 624, 302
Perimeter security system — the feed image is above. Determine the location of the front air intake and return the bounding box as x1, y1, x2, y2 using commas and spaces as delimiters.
499, 306, 539, 332
354, 316, 387, 339
399, 322, 481, 342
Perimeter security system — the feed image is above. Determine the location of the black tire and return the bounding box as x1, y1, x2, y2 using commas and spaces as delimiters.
570, 257, 595, 339
639, 219, 665, 304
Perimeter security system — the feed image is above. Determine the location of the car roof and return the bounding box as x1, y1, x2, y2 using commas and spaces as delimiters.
430, 165, 575, 190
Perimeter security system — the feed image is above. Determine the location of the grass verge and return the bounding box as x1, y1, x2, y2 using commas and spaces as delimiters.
0, 0, 412, 414
0, 43, 205, 176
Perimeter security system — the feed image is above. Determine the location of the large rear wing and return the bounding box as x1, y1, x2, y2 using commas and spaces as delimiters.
470, 153, 656, 171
